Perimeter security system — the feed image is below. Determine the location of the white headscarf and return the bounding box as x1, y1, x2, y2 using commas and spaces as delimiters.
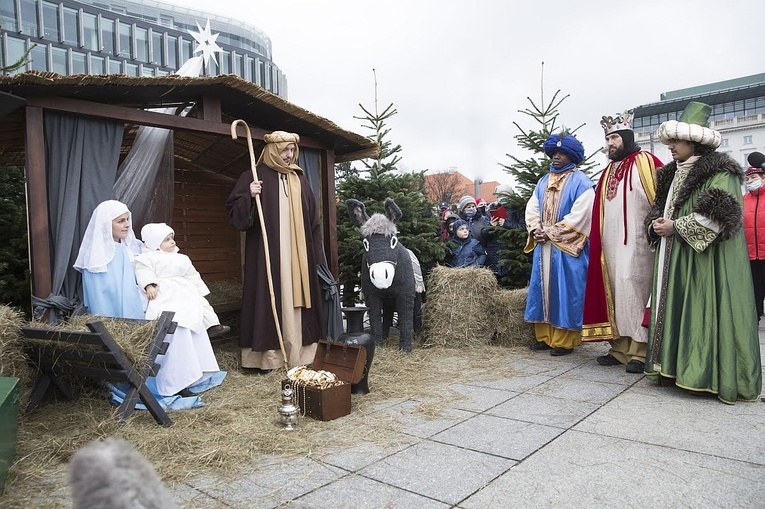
140, 223, 177, 252
73, 200, 140, 273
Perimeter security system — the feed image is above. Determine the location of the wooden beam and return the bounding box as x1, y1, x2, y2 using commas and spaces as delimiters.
25, 96, 331, 150
199, 94, 221, 122
320, 149, 338, 277
24, 106, 52, 302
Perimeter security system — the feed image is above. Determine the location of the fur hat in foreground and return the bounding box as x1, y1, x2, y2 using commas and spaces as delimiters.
69, 438, 177, 509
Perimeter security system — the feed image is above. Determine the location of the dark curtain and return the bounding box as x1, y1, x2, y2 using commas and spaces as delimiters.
299, 147, 321, 209
32, 112, 122, 322
299, 148, 344, 337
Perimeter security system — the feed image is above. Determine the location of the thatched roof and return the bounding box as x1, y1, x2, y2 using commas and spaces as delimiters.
0, 71, 378, 178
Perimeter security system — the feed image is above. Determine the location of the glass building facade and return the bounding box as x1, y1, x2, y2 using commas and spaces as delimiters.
632, 74, 765, 135
633, 73, 765, 168
0, 0, 287, 97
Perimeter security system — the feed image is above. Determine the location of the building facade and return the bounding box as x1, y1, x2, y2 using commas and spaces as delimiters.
0, 0, 287, 97
424, 169, 505, 206
633, 73, 765, 167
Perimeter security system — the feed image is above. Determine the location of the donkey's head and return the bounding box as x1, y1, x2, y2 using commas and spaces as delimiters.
347, 198, 405, 290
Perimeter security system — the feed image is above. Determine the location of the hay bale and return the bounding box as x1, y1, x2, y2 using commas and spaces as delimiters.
492, 287, 535, 347
0, 305, 37, 409
421, 266, 498, 348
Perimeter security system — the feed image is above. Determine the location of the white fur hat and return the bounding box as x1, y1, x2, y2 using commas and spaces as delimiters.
657, 101, 722, 149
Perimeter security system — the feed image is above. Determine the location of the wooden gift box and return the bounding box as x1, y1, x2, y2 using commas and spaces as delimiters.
284, 340, 366, 421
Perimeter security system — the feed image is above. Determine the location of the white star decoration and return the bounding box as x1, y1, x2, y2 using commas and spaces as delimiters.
188, 19, 222, 68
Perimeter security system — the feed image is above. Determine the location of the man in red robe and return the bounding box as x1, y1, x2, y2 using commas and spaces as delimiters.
582, 110, 662, 373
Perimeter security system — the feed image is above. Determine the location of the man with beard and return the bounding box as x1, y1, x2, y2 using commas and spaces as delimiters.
645, 101, 761, 403
582, 110, 662, 373
524, 132, 594, 356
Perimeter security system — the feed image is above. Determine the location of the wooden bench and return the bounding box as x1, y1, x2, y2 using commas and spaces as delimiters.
19, 311, 177, 427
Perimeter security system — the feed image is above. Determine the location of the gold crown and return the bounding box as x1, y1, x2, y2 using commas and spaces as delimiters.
600, 109, 634, 135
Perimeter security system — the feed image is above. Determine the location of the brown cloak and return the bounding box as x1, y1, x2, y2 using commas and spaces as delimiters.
226, 165, 325, 352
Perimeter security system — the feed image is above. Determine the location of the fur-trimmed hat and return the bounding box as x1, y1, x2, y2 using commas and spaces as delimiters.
458, 195, 476, 212
658, 101, 722, 149
543, 133, 585, 164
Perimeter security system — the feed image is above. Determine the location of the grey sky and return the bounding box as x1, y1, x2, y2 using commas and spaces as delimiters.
177, 0, 764, 185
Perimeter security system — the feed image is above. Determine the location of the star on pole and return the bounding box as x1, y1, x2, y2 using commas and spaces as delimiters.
188, 19, 222, 68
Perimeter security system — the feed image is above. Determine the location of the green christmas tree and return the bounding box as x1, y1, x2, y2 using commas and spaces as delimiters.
0, 165, 30, 315
493, 67, 597, 288
335, 71, 445, 306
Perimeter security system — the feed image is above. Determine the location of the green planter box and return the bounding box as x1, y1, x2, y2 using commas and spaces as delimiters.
0, 377, 19, 492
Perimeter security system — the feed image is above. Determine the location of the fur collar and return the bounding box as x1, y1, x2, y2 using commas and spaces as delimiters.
655, 152, 743, 211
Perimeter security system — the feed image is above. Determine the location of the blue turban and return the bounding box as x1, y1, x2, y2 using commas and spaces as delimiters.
543, 133, 585, 164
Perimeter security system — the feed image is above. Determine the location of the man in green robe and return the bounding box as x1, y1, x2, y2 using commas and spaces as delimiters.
645, 101, 762, 404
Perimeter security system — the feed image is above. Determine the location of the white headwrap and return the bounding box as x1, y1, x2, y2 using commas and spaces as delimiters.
658, 120, 722, 149
140, 223, 177, 252
73, 200, 140, 273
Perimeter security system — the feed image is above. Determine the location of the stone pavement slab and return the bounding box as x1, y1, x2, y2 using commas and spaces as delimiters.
526, 376, 629, 404
382, 399, 476, 439
358, 440, 515, 505
459, 429, 765, 509
443, 382, 519, 412
312, 435, 420, 473
574, 384, 765, 464
486, 392, 601, 428
431, 413, 564, 460
186, 457, 345, 509
466, 372, 553, 393
292, 474, 450, 509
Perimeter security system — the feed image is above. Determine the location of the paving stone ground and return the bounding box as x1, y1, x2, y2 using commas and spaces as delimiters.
168, 330, 765, 508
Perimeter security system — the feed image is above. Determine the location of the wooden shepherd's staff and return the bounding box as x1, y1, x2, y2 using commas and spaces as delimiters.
230, 119, 289, 371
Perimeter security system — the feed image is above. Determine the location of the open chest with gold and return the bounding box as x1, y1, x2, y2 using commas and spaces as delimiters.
283, 340, 366, 421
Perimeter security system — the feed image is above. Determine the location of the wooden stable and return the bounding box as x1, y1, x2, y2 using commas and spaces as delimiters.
0, 72, 378, 305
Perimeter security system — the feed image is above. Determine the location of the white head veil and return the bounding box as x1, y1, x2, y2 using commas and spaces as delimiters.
73, 200, 140, 273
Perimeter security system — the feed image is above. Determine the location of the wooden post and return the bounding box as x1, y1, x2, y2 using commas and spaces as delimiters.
320, 150, 338, 277
24, 106, 52, 305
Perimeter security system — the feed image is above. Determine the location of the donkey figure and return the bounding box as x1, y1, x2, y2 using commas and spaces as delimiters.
347, 198, 415, 352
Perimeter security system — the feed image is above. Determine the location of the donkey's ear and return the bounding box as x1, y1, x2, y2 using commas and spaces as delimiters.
384, 198, 402, 224
346, 199, 369, 227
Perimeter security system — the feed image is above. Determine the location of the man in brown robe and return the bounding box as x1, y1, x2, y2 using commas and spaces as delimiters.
226, 131, 324, 370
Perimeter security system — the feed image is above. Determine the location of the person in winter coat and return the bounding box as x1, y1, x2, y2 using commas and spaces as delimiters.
744, 163, 765, 319
480, 185, 526, 281
448, 220, 486, 267
457, 195, 489, 241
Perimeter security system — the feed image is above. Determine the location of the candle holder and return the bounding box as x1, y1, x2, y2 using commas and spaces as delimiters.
277, 383, 300, 430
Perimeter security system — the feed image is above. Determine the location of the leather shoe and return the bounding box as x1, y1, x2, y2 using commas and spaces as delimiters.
597, 354, 621, 366
531, 341, 552, 351
626, 360, 645, 373
550, 347, 573, 356
207, 324, 231, 339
